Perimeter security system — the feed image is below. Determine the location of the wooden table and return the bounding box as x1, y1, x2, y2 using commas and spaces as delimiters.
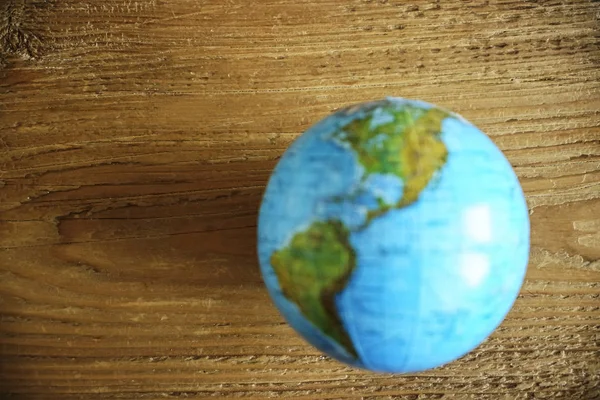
1, 0, 599, 398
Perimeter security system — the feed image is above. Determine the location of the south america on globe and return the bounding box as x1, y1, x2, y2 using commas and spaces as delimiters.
257, 97, 530, 373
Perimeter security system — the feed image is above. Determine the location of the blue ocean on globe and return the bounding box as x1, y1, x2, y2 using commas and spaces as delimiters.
257, 97, 530, 373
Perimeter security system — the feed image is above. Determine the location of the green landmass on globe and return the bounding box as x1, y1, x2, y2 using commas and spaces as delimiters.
270, 103, 451, 358
270, 221, 358, 358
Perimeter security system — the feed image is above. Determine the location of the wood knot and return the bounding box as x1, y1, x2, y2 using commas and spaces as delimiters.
0, 0, 49, 63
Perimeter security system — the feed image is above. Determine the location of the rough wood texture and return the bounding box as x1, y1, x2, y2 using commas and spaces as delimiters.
1, 0, 599, 398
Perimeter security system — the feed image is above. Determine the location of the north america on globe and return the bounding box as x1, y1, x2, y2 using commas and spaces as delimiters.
270, 104, 451, 359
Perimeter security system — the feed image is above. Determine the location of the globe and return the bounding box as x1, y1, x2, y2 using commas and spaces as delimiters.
257, 97, 530, 373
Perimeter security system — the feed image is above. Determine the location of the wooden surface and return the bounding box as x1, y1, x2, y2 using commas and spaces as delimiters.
1, 0, 599, 398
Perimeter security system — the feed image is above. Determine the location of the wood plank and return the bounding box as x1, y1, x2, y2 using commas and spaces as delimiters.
1, 0, 599, 398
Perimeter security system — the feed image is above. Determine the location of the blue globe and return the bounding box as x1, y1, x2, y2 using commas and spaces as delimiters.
257, 97, 530, 373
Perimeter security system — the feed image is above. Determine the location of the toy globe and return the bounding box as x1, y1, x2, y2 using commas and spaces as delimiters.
257, 97, 530, 373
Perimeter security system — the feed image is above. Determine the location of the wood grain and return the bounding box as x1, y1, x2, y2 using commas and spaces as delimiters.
1, 0, 599, 398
